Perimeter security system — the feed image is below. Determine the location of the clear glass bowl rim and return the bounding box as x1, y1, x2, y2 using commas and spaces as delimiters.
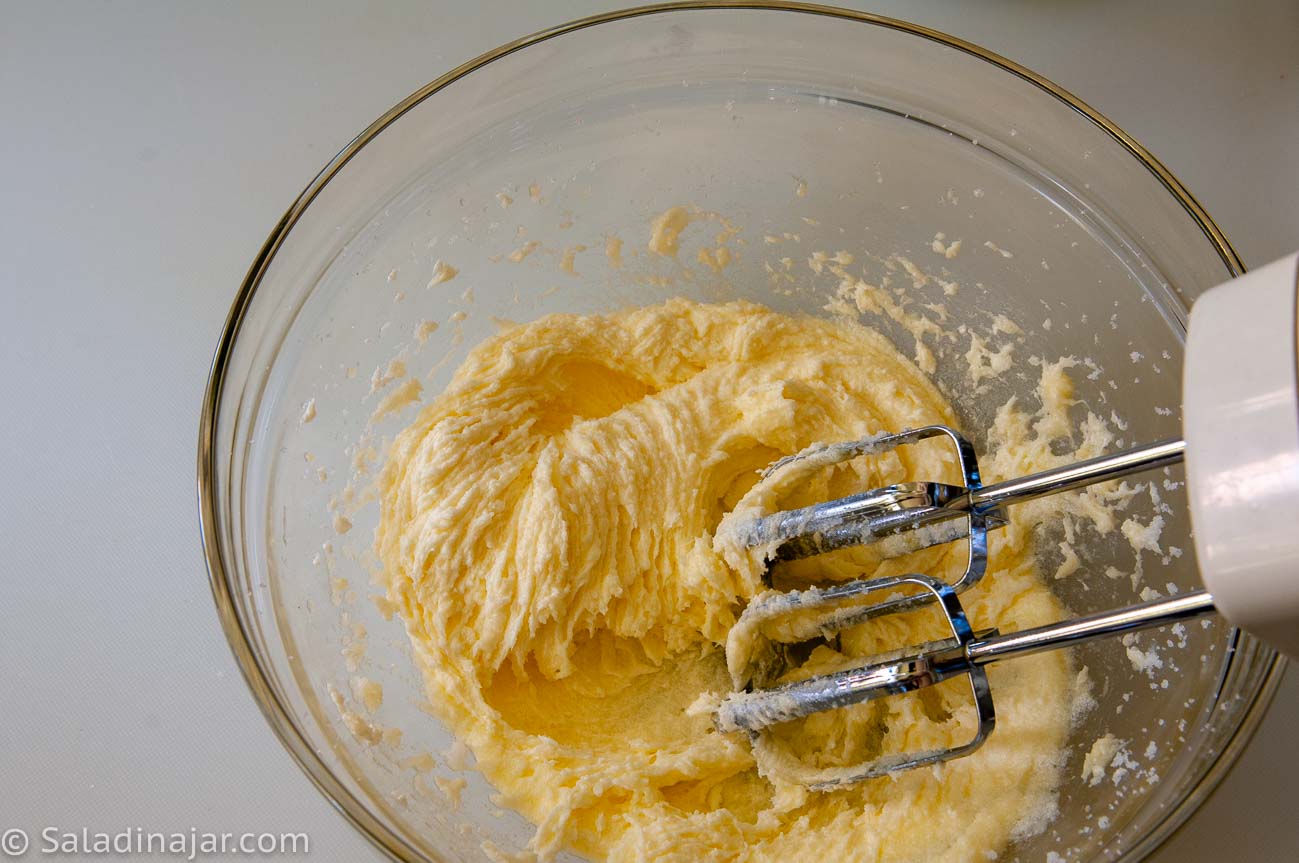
196, 3, 1286, 861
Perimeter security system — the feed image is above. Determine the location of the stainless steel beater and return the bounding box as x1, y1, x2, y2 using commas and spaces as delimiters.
714, 253, 1299, 788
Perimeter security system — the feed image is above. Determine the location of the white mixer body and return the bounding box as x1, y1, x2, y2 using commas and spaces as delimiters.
1183, 251, 1299, 659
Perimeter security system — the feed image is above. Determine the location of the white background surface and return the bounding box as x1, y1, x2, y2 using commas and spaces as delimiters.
2, 1, 1297, 860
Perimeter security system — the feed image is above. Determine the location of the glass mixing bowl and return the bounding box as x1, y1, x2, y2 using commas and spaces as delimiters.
199, 5, 1284, 862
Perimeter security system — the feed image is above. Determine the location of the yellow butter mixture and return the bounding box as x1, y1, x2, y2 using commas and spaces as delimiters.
376, 298, 1073, 863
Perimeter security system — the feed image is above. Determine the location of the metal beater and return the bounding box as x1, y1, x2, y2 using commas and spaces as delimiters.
714, 253, 1299, 788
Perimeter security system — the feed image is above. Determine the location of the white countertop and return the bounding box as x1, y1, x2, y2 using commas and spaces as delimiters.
2, 1, 1296, 860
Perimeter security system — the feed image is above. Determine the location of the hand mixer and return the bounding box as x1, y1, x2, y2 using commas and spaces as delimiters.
715, 252, 1299, 789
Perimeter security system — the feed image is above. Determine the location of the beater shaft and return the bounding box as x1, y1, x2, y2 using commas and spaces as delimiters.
968, 437, 1185, 514
966, 588, 1212, 664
